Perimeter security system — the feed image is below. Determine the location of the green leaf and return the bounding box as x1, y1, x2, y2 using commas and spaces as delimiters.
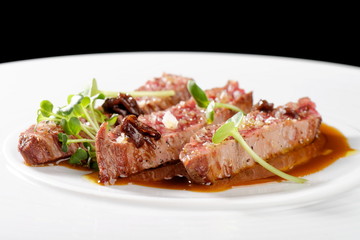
90, 93, 106, 113
68, 117, 81, 135
212, 121, 235, 144
58, 94, 83, 116
61, 117, 83, 136
106, 114, 119, 126
67, 94, 74, 104
37, 110, 49, 123
60, 119, 70, 135
69, 148, 88, 165
225, 111, 244, 128
83, 142, 92, 150
39, 100, 54, 117
90, 160, 99, 171
94, 109, 106, 123
84, 142, 96, 158
82, 142, 98, 169
205, 101, 216, 124
72, 104, 83, 117
91, 93, 105, 102
80, 96, 91, 108
58, 133, 69, 152
83, 78, 100, 97
187, 80, 209, 108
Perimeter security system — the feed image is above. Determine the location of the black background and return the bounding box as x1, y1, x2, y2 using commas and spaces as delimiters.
1, 16, 359, 67
1, 37, 359, 68
1, 43, 360, 67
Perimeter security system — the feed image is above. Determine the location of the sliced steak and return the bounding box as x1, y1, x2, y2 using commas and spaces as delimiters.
123, 161, 188, 183
18, 73, 191, 166
18, 122, 82, 165
125, 134, 325, 189
221, 133, 326, 184
179, 97, 322, 184
96, 81, 253, 184
135, 73, 192, 114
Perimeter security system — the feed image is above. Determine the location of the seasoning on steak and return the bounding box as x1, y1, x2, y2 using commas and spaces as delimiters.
18, 73, 192, 166
179, 97, 322, 184
135, 73, 192, 114
96, 80, 253, 184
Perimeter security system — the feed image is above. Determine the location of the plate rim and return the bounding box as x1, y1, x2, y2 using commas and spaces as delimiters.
4, 117, 360, 210
2, 51, 360, 210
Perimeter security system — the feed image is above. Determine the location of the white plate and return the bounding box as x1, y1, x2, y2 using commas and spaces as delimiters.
3, 117, 360, 210
1, 52, 360, 239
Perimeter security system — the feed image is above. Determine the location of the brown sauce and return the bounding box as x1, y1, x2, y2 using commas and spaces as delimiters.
68, 123, 355, 192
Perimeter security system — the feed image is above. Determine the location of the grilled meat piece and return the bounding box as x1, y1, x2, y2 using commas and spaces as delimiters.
96, 81, 253, 184
124, 135, 326, 189
117, 161, 188, 183
179, 97, 322, 184
18, 122, 82, 165
220, 134, 326, 184
18, 73, 192, 165
135, 73, 192, 114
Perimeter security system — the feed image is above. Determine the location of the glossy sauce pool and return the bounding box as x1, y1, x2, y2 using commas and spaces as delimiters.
61, 123, 355, 192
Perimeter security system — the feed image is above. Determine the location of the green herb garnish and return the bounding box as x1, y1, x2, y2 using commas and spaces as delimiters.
187, 80, 306, 183
38, 86, 107, 169
37, 78, 175, 170
187, 80, 244, 123
212, 112, 307, 183
187, 80, 210, 108
85, 78, 175, 98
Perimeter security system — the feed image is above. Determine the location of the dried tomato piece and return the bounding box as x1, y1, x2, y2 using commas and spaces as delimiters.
120, 115, 161, 149
102, 93, 143, 116
284, 107, 299, 119
253, 99, 274, 112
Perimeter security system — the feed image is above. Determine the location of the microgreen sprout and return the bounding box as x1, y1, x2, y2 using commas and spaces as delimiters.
69, 148, 88, 165
37, 79, 118, 169
212, 112, 307, 184
85, 78, 176, 98
36, 78, 175, 170
187, 80, 210, 108
187, 80, 244, 124
187, 80, 306, 183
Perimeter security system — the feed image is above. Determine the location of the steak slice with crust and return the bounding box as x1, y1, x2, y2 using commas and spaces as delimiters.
18, 73, 192, 166
18, 122, 83, 165
135, 73, 192, 114
96, 81, 253, 184
119, 134, 326, 189
179, 97, 322, 184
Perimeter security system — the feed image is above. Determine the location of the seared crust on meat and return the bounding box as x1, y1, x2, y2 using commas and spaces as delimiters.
18, 73, 191, 166
124, 161, 188, 182
96, 122, 197, 184
135, 73, 192, 114
180, 97, 322, 184
18, 122, 82, 165
96, 81, 253, 184
227, 134, 326, 183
